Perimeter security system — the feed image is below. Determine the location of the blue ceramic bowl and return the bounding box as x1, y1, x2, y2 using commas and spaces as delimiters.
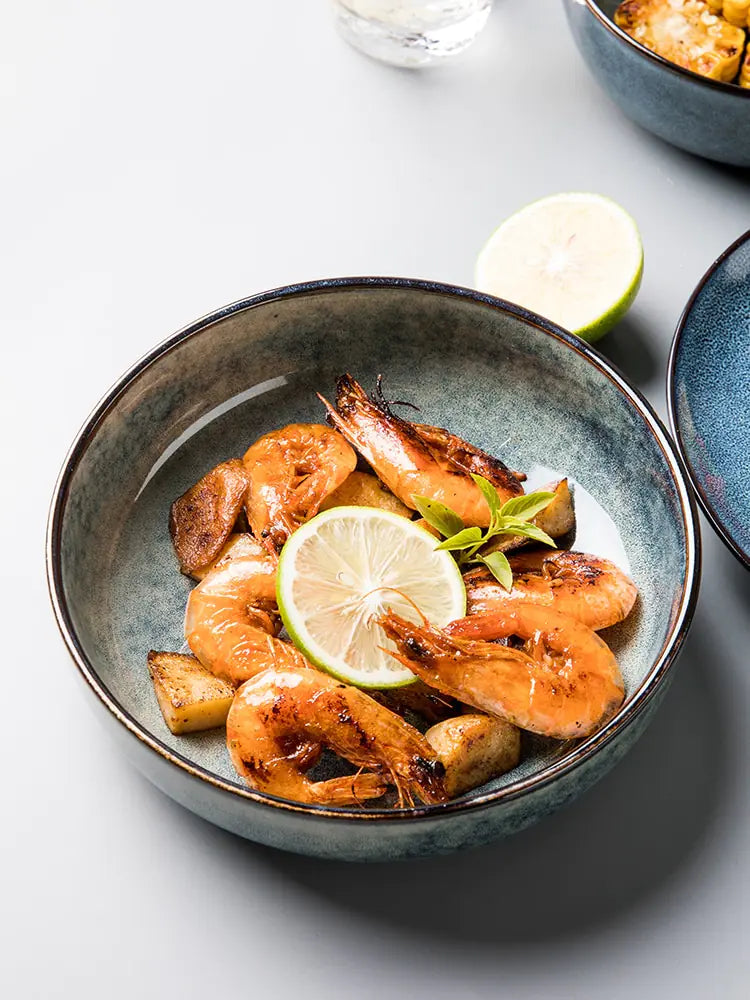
47, 279, 700, 861
668, 230, 750, 569
563, 0, 750, 167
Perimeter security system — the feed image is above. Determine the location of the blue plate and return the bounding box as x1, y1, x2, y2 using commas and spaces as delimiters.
668, 231, 750, 569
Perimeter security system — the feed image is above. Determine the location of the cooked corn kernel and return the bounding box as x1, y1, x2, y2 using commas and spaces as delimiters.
705, 0, 750, 27
615, 0, 745, 81
740, 45, 750, 84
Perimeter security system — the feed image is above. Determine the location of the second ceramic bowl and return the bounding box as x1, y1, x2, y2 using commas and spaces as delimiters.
563, 0, 750, 167
669, 230, 750, 569
47, 278, 700, 860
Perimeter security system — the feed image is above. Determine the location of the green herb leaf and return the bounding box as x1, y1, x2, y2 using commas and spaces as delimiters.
470, 474, 501, 523
478, 551, 513, 591
412, 495, 464, 538
499, 491, 556, 523
497, 521, 556, 548
435, 527, 484, 551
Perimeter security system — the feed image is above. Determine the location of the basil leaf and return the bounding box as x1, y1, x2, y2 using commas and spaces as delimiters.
412, 495, 464, 538
435, 527, 484, 551
470, 474, 501, 523
479, 551, 513, 591
499, 491, 556, 523
497, 521, 556, 547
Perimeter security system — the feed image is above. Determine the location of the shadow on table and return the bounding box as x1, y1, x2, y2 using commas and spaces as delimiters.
148, 603, 731, 947
726, 551, 750, 601
601, 313, 660, 389
255, 619, 728, 945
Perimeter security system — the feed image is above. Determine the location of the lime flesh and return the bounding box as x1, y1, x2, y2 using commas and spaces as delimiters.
277, 507, 466, 689
475, 192, 644, 343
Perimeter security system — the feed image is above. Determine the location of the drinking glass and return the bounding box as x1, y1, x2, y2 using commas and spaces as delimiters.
331, 1, 493, 68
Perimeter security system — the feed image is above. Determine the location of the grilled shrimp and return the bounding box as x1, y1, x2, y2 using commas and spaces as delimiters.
185, 552, 307, 686
380, 604, 625, 739
226, 666, 448, 807
465, 550, 638, 631
243, 423, 356, 555
319, 374, 523, 526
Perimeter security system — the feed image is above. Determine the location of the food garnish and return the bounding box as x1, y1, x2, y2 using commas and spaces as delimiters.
413, 477, 556, 591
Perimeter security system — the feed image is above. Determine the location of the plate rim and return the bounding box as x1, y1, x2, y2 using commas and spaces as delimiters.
667, 229, 750, 571
47, 276, 702, 824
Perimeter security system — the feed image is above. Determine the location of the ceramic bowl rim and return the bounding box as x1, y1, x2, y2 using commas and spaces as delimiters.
577, 0, 750, 100
47, 276, 702, 824
667, 229, 750, 571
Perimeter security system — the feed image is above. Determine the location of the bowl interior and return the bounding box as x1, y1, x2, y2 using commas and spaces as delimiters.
56, 282, 691, 809
671, 235, 750, 566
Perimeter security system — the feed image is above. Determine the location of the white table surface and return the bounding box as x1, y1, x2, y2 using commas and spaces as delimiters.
4, 2, 750, 997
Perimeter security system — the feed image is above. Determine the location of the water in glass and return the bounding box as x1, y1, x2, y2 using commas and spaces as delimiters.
331, 1, 493, 68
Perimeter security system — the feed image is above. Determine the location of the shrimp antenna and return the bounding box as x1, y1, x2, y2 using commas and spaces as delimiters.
361, 586, 430, 627
374, 374, 421, 416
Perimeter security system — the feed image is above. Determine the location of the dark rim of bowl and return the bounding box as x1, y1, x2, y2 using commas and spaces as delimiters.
47, 276, 702, 823
667, 229, 750, 571
581, 1, 750, 99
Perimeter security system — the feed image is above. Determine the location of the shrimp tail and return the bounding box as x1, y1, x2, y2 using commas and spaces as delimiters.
309, 773, 388, 806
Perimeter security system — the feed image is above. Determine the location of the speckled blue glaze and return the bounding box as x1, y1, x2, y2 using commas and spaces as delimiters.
669, 231, 750, 570
47, 279, 700, 861
563, 1, 750, 167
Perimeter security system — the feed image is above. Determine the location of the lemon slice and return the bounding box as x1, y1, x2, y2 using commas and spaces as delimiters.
277, 507, 466, 688
475, 192, 644, 343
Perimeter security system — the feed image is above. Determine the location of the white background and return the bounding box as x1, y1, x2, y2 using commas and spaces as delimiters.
3, 2, 750, 997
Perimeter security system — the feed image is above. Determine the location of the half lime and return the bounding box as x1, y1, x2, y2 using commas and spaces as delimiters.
475, 192, 644, 342
277, 507, 466, 688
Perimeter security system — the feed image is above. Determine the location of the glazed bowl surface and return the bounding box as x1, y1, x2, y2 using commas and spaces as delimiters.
47, 278, 700, 861
668, 230, 750, 569
563, 0, 750, 167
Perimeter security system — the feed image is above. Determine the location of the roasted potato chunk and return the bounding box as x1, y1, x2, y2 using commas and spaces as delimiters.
169, 459, 250, 575
425, 714, 521, 797
615, 0, 745, 82
533, 477, 575, 539
707, 0, 750, 27
482, 478, 575, 556
318, 470, 412, 518
147, 651, 235, 735
191, 532, 264, 581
